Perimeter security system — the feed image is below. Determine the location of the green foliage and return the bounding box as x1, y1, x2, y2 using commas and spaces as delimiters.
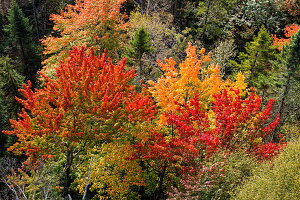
196, 0, 238, 43
0, 56, 23, 156
230, 0, 286, 42
230, 26, 278, 96
234, 139, 300, 200
127, 27, 153, 61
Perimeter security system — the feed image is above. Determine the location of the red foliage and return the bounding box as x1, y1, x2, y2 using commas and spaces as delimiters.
3, 47, 156, 165
133, 89, 282, 171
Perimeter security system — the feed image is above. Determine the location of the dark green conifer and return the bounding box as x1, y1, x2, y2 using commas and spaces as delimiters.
126, 27, 153, 80
4, 3, 41, 85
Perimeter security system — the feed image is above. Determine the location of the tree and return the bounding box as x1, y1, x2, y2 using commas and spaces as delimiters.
3, 47, 156, 199
4, 3, 41, 86
41, 0, 128, 75
230, 26, 279, 99
126, 27, 153, 81
132, 89, 282, 199
276, 29, 300, 127
229, 0, 286, 49
0, 57, 24, 157
196, 0, 238, 44
148, 42, 247, 124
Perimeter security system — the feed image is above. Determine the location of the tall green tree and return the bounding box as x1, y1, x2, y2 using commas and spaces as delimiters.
277, 29, 300, 126
126, 27, 153, 81
4, 3, 41, 86
0, 56, 24, 156
230, 26, 279, 98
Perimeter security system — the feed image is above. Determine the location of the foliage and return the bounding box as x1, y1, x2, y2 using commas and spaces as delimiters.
41, 0, 128, 75
276, 28, 300, 128
196, 0, 238, 43
128, 11, 179, 79
168, 152, 258, 200
234, 138, 300, 200
0, 57, 24, 156
229, 0, 286, 47
273, 24, 300, 50
130, 44, 283, 199
280, 0, 300, 16
148, 42, 247, 124
211, 37, 238, 75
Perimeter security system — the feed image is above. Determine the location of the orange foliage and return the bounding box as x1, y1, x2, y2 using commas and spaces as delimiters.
148, 43, 247, 124
41, 0, 128, 74
273, 24, 300, 50
3, 47, 155, 165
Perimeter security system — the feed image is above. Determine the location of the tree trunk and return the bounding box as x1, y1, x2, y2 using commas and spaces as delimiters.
63, 148, 74, 200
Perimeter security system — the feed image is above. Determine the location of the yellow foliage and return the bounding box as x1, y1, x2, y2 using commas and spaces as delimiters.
148, 43, 247, 124
76, 142, 144, 199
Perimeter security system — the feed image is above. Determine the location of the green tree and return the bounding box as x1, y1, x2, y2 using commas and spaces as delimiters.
277, 29, 300, 127
126, 27, 153, 81
230, 26, 278, 98
0, 56, 24, 156
4, 3, 41, 86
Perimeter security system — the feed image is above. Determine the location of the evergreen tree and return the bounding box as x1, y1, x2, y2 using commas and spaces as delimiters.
0, 56, 24, 156
277, 29, 300, 126
126, 27, 153, 81
230, 26, 278, 98
4, 3, 41, 86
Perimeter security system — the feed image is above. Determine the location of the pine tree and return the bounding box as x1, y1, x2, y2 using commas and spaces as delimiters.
126, 27, 153, 81
4, 3, 41, 86
0, 56, 24, 156
231, 26, 278, 98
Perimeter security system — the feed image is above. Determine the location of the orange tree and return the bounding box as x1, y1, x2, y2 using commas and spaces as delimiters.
3, 47, 155, 199
41, 0, 128, 75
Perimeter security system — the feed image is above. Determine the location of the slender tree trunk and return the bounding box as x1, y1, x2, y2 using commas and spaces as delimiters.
278, 74, 292, 125
138, 161, 146, 199
63, 148, 74, 200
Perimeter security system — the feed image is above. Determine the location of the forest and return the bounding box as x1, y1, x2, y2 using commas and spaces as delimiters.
0, 0, 299, 199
